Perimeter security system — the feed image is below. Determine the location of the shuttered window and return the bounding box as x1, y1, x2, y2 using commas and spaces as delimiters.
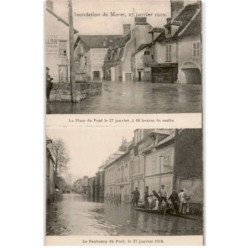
193, 42, 200, 58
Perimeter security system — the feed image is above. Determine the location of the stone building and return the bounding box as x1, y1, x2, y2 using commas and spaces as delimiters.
129, 129, 154, 201
74, 35, 122, 81
104, 139, 131, 203
101, 129, 203, 213
104, 17, 152, 82
143, 129, 203, 213
144, 130, 177, 195
150, 1, 201, 84
45, 0, 78, 83
132, 43, 152, 82
175, 2, 202, 84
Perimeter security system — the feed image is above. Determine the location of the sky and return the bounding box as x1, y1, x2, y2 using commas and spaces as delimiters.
46, 128, 134, 180
51, 0, 172, 34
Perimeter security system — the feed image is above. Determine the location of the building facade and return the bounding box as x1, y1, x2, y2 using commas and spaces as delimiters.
102, 129, 203, 213
104, 18, 152, 82
104, 140, 131, 203
45, 0, 78, 83
74, 35, 122, 82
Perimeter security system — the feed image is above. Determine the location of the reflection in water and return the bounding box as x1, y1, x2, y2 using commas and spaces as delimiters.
47, 82, 202, 114
46, 193, 203, 236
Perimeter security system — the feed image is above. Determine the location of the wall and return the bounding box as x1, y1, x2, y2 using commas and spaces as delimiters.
145, 143, 175, 195
49, 82, 102, 102
121, 24, 152, 82
45, 10, 71, 83
154, 42, 177, 63
175, 129, 203, 210
177, 35, 202, 84
89, 48, 108, 80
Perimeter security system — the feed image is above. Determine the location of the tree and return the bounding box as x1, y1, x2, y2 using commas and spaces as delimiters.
49, 139, 70, 177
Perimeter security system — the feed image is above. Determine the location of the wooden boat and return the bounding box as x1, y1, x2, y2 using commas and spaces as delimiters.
133, 207, 197, 220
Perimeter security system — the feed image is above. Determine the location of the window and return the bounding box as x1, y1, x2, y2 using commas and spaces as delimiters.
166, 44, 171, 62
59, 41, 67, 57
163, 155, 172, 172
193, 42, 200, 58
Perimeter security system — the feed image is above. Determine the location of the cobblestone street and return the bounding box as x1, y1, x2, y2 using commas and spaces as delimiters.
46, 193, 203, 236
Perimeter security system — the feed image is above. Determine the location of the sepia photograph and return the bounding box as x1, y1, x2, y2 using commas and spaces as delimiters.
45, 0, 202, 114
46, 128, 203, 241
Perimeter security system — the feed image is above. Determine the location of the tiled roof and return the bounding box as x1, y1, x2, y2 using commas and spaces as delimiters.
178, 9, 201, 38
76, 35, 123, 50
149, 27, 165, 33
135, 43, 151, 54
162, 2, 201, 41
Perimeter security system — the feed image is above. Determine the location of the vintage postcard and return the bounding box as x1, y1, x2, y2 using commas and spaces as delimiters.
45, 0, 204, 246
46, 128, 203, 245
45, 0, 202, 114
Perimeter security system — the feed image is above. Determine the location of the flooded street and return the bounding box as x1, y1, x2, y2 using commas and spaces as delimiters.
46, 193, 203, 236
47, 81, 202, 114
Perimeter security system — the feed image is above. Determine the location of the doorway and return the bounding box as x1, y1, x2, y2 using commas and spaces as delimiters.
138, 71, 141, 81
58, 65, 68, 83
93, 71, 100, 80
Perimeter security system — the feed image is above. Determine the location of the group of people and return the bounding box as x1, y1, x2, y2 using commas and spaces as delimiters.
131, 185, 191, 215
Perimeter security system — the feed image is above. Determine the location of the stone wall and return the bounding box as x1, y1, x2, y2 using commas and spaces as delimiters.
49, 82, 102, 102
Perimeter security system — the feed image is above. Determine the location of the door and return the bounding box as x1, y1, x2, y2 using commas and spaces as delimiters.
58, 65, 68, 83
93, 71, 100, 80
138, 71, 141, 81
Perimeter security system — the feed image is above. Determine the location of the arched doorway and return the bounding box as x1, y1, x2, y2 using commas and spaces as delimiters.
179, 62, 202, 84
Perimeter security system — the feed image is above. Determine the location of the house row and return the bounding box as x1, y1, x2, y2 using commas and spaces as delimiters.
105, 0, 202, 84
74, 0, 201, 84
103, 129, 203, 213
78, 128, 202, 213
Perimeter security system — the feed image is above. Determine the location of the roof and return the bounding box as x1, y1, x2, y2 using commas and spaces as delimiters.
116, 33, 131, 48
75, 35, 123, 51
178, 9, 201, 38
149, 129, 173, 136
104, 150, 130, 169
149, 27, 165, 33
160, 2, 201, 42
46, 8, 78, 33
134, 43, 151, 54
155, 132, 176, 148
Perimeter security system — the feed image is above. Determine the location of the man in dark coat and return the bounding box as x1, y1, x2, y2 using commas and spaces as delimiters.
131, 187, 140, 207
168, 190, 179, 214
46, 67, 53, 101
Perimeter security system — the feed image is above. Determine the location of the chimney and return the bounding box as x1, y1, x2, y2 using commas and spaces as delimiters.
46, 0, 53, 11
171, 0, 184, 19
123, 24, 131, 36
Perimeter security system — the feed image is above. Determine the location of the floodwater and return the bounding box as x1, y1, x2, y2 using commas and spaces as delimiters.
46, 81, 202, 114
46, 193, 203, 236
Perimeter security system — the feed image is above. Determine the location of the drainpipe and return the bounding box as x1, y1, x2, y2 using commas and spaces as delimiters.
172, 129, 178, 191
